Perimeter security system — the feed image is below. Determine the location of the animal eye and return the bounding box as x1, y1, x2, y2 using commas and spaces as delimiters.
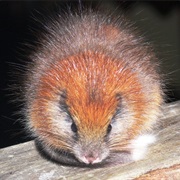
71, 122, 78, 133
107, 124, 112, 134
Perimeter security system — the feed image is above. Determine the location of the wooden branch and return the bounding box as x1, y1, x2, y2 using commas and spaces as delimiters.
1, 101, 180, 180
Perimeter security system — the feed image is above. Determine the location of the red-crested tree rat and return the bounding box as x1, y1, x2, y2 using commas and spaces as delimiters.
23, 10, 163, 166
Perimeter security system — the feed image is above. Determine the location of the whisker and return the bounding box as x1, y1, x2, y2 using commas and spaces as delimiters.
108, 138, 132, 152
37, 129, 73, 150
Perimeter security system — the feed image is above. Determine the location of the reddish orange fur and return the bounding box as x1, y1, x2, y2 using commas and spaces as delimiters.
30, 51, 150, 146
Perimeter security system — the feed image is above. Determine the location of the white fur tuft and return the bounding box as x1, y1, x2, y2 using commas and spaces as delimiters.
130, 134, 156, 161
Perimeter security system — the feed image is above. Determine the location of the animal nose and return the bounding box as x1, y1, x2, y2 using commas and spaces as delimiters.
84, 155, 97, 164
83, 153, 100, 164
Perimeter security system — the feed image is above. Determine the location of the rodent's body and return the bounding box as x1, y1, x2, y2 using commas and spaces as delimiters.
24, 11, 163, 166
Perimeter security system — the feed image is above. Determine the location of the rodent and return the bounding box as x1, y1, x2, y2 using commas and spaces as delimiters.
23, 10, 163, 166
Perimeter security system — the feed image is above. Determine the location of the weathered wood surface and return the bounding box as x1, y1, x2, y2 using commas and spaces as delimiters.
0, 101, 180, 180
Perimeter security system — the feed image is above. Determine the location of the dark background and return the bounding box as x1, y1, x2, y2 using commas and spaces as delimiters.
0, 1, 180, 148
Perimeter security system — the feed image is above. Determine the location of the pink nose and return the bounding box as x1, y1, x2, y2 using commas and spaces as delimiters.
82, 152, 102, 164
84, 155, 98, 164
